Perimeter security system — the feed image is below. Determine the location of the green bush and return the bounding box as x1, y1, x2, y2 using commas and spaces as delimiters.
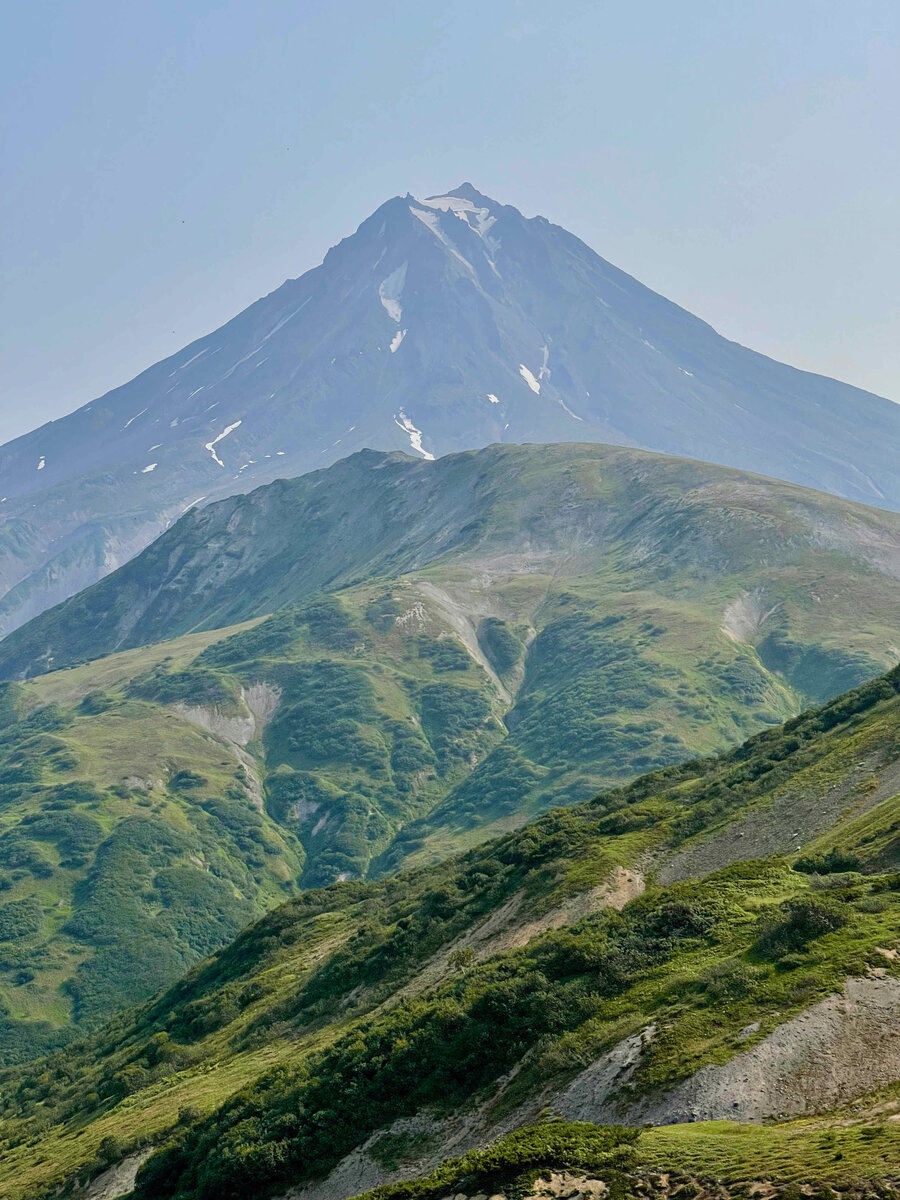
366, 593, 398, 632
274, 661, 387, 773
477, 618, 523, 676
0, 898, 43, 942
127, 665, 237, 708
754, 895, 847, 960
417, 636, 471, 673
360, 1123, 640, 1200
0, 831, 53, 879
197, 609, 304, 666
418, 684, 491, 768
298, 598, 360, 651
20, 809, 103, 856
697, 957, 761, 1003
793, 847, 860, 875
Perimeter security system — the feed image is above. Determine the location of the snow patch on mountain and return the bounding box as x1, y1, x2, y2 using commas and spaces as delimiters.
123, 408, 147, 430
378, 264, 407, 323
409, 206, 475, 273
204, 420, 242, 467
169, 348, 210, 376
219, 298, 311, 383
519, 365, 541, 394
420, 195, 478, 213
263, 298, 311, 342
488, 394, 499, 404
559, 399, 585, 422
394, 410, 434, 460
421, 193, 498, 247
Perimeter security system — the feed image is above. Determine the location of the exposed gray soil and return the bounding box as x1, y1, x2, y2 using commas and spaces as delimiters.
555, 975, 900, 1125
658, 753, 900, 884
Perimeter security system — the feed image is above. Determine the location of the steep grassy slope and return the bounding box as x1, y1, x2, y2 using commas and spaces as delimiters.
1, 666, 898, 1199
1, 444, 897, 685
350, 1119, 900, 1200
0, 596, 507, 1064
0, 622, 309, 1065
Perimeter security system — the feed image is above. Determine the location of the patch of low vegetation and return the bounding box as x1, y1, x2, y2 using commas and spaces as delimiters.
477, 617, 524, 677
126, 663, 239, 708
361, 1123, 640, 1200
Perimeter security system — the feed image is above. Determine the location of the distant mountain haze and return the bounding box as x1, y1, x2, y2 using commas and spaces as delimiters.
0, 183, 898, 636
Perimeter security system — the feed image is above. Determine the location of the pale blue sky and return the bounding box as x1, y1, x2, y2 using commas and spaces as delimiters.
2, 1, 899, 442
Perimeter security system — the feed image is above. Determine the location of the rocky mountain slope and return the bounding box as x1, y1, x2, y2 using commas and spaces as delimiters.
1, 665, 899, 1200
2, 184, 899, 636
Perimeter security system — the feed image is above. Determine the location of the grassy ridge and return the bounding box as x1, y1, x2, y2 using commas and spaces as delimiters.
1, 444, 896, 689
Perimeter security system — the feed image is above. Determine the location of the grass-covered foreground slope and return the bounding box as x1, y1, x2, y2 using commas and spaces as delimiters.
353, 1119, 900, 1200
1, 665, 899, 1199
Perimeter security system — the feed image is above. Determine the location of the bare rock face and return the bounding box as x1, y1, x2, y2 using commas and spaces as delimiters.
82, 1151, 152, 1199
631, 975, 900, 1125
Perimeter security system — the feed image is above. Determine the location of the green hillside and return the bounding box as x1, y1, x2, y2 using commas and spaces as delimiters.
1, 444, 897, 688
0, 599, 505, 1064
0, 622, 308, 1066
0, 665, 899, 1199
0, 443, 898, 1068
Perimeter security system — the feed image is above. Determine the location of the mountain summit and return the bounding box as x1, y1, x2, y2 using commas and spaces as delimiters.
1, 184, 898, 634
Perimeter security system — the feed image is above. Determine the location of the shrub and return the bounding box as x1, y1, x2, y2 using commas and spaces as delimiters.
754, 896, 846, 960
366, 594, 398, 632
477, 618, 523, 676
417, 636, 471, 673
127, 665, 236, 708
697, 957, 761, 1002
793, 847, 860, 875
0, 898, 43, 942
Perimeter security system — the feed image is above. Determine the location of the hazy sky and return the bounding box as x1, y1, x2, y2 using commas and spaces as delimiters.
2, 1, 899, 443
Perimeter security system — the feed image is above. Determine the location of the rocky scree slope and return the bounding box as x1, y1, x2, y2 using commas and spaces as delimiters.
1, 665, 900, 1199
1, 183, 899, 635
